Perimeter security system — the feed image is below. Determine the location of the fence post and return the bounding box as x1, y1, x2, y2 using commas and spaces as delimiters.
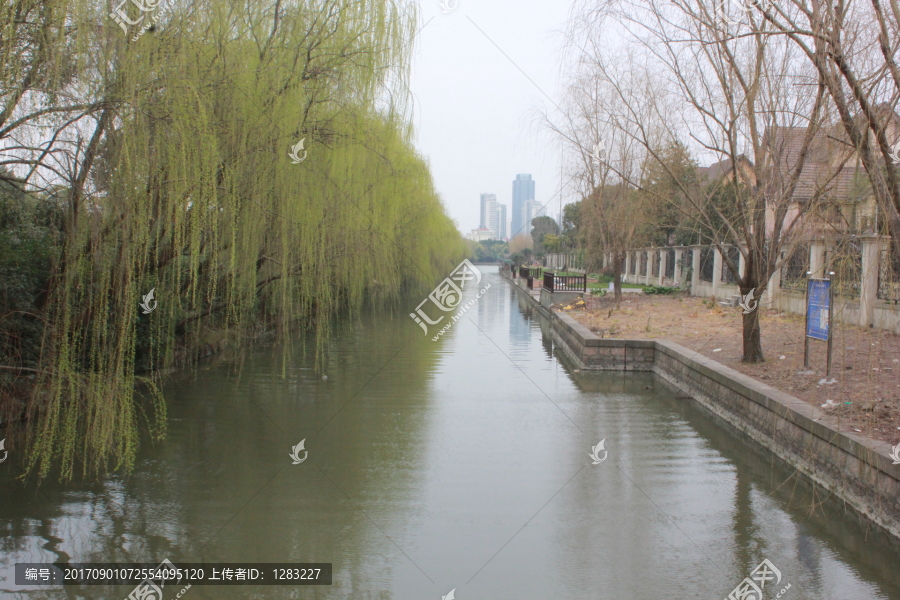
637, 249, 644, 284
712, 246, 722, 298
625, 251, 632, 283
859, 235, 883, 327
767, 250, 781, 307
810, 241, 825, 278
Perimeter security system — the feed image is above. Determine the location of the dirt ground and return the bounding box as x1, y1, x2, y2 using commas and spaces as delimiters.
561, 293, 900, 445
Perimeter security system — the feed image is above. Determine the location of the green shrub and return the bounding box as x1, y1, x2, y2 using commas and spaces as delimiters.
643, 285, 680, 295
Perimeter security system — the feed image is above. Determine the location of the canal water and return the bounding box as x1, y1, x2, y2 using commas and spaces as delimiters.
2, 265, 899, 599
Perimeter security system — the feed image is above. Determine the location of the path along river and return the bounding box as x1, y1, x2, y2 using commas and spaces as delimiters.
2, 265, 899, 599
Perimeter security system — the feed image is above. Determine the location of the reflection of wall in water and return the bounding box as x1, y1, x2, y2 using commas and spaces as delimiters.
511, 291, 534, 346
537, 312, 553, 357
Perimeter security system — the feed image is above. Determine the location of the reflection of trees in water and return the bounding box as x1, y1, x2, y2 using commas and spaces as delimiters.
3, 308, 441, 599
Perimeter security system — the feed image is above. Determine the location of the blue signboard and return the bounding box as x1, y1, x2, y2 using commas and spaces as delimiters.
806, 279, 831, 341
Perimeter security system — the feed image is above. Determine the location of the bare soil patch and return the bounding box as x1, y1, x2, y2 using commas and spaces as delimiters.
562, 293, 900, 445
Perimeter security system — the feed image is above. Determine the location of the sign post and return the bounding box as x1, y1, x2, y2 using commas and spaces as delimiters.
804, 278, 834, 375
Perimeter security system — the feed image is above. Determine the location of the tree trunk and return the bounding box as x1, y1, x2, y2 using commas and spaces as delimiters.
740, 283, 764, 363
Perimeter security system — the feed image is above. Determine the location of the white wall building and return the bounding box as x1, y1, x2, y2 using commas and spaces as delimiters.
467, 227, 495, 241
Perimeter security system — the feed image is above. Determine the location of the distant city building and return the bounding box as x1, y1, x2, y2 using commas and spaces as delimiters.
479, 193, 497, 229
467, 227, 495, 241
511, 174, 535, 237
478, 193, 509, 241
485, 196, 500, 240
522, 199, 543, 233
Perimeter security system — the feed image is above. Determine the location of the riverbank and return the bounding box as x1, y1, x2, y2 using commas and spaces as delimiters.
505, 270, 900, 544
567, 293, 900, 445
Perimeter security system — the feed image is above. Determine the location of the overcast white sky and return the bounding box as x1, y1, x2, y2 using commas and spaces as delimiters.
409, 0, 575, 237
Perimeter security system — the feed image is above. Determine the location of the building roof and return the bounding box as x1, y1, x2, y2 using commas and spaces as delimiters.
762, 126, 866, 202
697, 155, 754, 183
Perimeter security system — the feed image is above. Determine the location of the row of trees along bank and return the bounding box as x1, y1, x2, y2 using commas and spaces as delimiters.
0, 0, 466, 481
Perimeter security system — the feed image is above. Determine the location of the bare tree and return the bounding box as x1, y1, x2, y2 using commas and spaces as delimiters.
540, 51, 661, 305
564, 0, 841, 362
760, 0, 900, 256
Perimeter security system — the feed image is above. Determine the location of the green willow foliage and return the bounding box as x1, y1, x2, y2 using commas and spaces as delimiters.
12, 0, 466, 481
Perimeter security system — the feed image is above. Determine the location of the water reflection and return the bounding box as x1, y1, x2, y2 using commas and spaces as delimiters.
0, 266, 897, 599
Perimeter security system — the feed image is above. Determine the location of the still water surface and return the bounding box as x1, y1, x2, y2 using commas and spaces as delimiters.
2, 266, 899, 599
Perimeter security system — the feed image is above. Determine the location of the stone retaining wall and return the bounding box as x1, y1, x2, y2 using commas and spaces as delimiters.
505, 270, 900, 543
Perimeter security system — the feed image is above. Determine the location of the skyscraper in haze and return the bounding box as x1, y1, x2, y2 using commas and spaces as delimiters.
479, 193, 497, 229
522, 199, 543, 233
498, 203, 507, 240
511, 174, 535, 237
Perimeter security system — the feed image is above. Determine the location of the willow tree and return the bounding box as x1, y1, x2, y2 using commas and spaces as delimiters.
542, 46, 659, 305
7, 0, 466, 481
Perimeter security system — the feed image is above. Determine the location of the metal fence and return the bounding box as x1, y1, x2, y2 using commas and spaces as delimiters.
699, 247, 715, 282
543, 252, 586, 272
825, 239, 862, 298
519, 267, 542, 290
680, 249, 693, 285
721, 247, 740, 284
780, 244, 808, 292
617, 241, 900, 314
878, 247, 900, 303
543, 272, 587, 292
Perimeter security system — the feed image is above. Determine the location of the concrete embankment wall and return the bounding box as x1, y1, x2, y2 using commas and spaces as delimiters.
505, 271, 900, 543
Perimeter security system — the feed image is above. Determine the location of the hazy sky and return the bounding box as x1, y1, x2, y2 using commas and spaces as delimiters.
409, 0, 575, 237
